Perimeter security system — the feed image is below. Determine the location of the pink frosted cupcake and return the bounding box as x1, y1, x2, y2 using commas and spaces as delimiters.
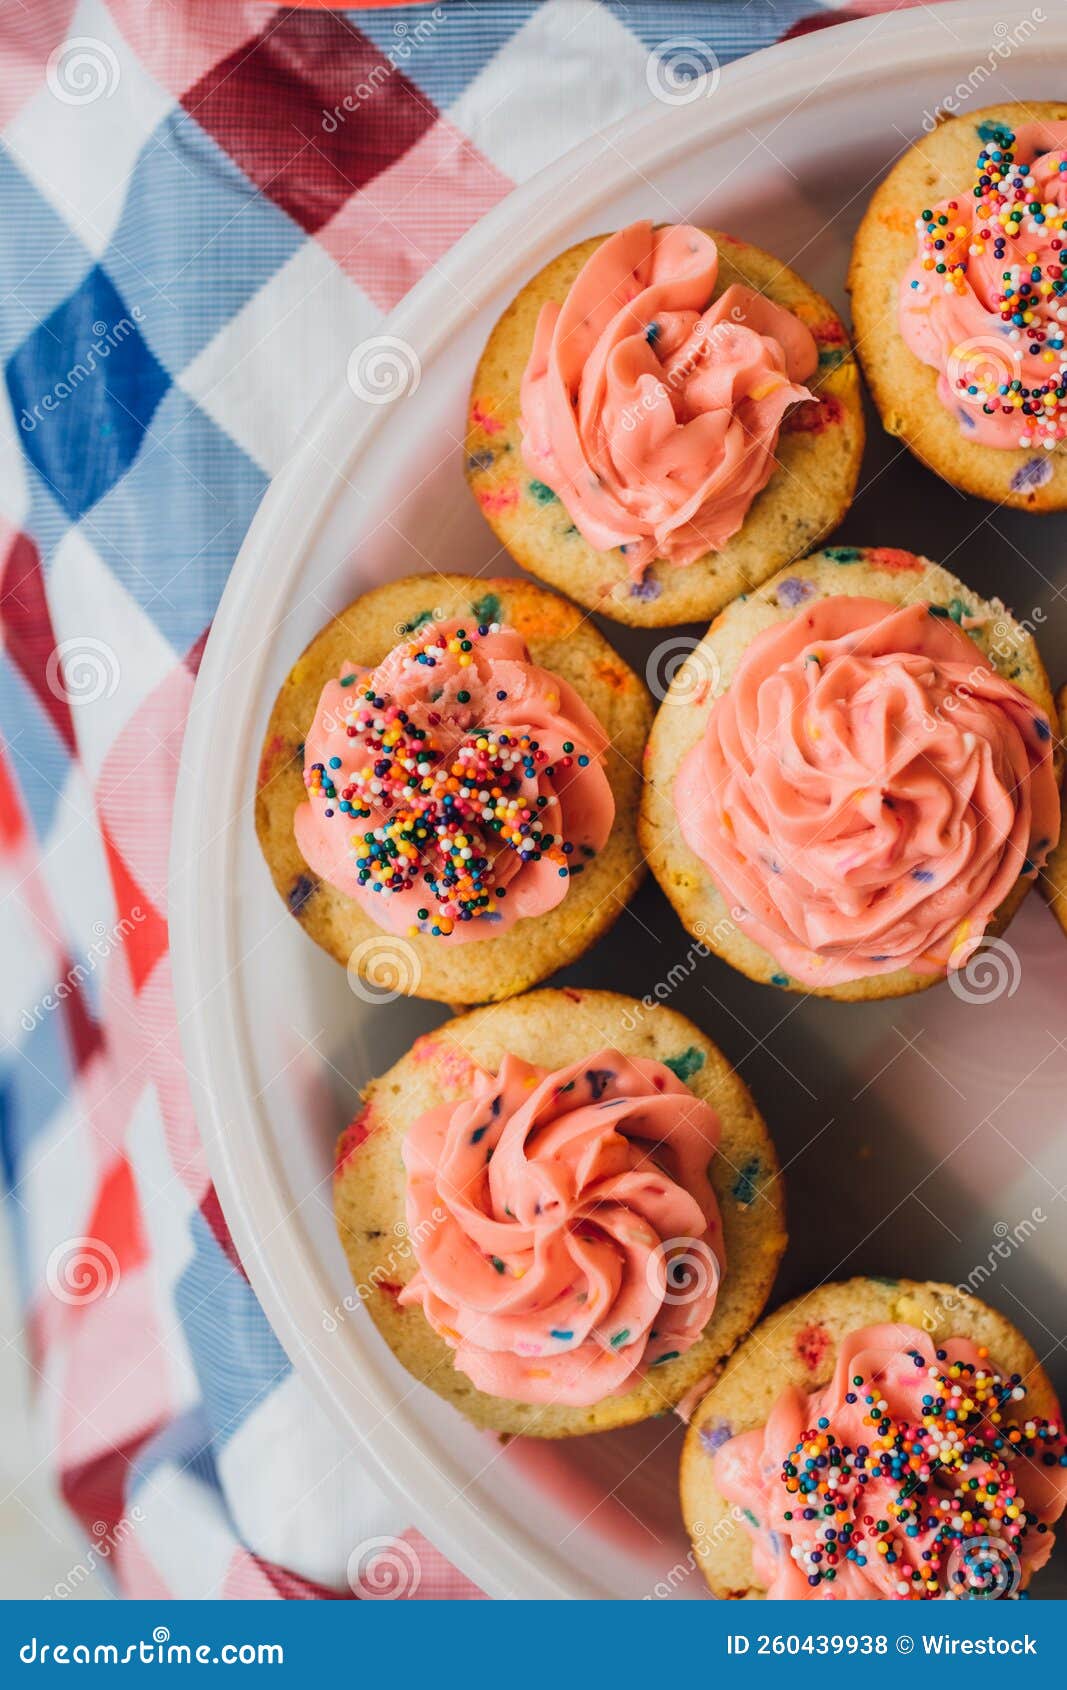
334, 990, 786, 1437
467, 219, 864, 626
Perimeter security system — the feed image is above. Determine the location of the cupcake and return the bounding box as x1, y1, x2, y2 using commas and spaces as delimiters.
466, 219, 863, 628
333, 989, 786, 1438
640, 547, 1061, 1001
850, 102, 1067, 508
1040, 684, 1067, 933
681, 1277, 1067, 1600
255, 574, 651, 1004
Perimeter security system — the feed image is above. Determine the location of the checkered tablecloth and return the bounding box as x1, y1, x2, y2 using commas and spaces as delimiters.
0, 0, 926, 1601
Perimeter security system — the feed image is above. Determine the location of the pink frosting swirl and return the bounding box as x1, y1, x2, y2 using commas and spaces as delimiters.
712, 1323, 1067, 1599
399, 1050, 724, 1407
519, 220, 817, 577
900, 120, 1067, 451
295, 617, 614, 941
676, 596, 1059, 987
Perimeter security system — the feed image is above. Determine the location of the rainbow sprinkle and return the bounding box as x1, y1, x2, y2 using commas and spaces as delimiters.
913, 127, 1067, 449
778, 1347, 1066, 1597
304, 622, 581, 937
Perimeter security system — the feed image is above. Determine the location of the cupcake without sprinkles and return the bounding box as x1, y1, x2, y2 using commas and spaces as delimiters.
1039, 683, 1067, 935
639, 547, 1061, 1001
333, 990, 786, 1438
466, 220, 864, 628
255, 574, 651, 1004
850, 102, 1067, 508
680, 1277, 1067, 1600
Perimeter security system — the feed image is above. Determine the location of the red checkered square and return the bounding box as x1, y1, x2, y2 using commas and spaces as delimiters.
182, 10, 439, 236
318, 117, 512, 310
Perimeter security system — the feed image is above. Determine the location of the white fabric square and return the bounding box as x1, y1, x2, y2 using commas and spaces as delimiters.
45, 526, 177, 784
18, 1091, 98, 1292
218, 1369, 395, 1589
449, 0, 651, 183
39, 763, 116, 967
179, 243, 379, 476
131, 1463, 238, 1599
4, 0, 173, 259
123, 1085, 200, 1416
0, 868, 57, 1053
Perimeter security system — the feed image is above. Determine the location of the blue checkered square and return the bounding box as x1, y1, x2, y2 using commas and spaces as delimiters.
6, 264, 171, 522
102, 110, 304, 377
87, 384, 267, 653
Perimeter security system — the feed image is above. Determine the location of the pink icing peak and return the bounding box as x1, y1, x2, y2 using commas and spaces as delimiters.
519, 220, 818, 577
713, 1322, 1067, 1599
676, 594, 1060, 987
399, 1050, 725, 1407
899, 121, 1067, 451
294, 617, 615, 941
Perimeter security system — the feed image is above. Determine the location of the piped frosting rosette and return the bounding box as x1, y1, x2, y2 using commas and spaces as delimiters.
676, 597, 1060, 987
900, 120, 1067, 450
520, 220, 818, 576
399, 1050, 724, 1407
295, 617, 614, 941
713, 1323, 1067, 1599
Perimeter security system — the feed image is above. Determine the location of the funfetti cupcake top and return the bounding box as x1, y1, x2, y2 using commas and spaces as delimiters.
519, 220, 818, 578
675, 596, 1060, 988
399, 1050, 724, 1407
295, 617, 614, 941
713, 1322, 1067, 1599
900, 120, 1067, 451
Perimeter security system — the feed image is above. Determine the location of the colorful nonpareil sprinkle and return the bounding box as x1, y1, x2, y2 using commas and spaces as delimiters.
302, 621, 587, 937
778, 1349, 1066, 1597
912, 128, 1067, 450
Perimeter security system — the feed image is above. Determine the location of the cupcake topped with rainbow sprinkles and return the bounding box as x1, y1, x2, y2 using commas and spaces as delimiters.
255, 574, 651, 1003
851, 101, 1067, 508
